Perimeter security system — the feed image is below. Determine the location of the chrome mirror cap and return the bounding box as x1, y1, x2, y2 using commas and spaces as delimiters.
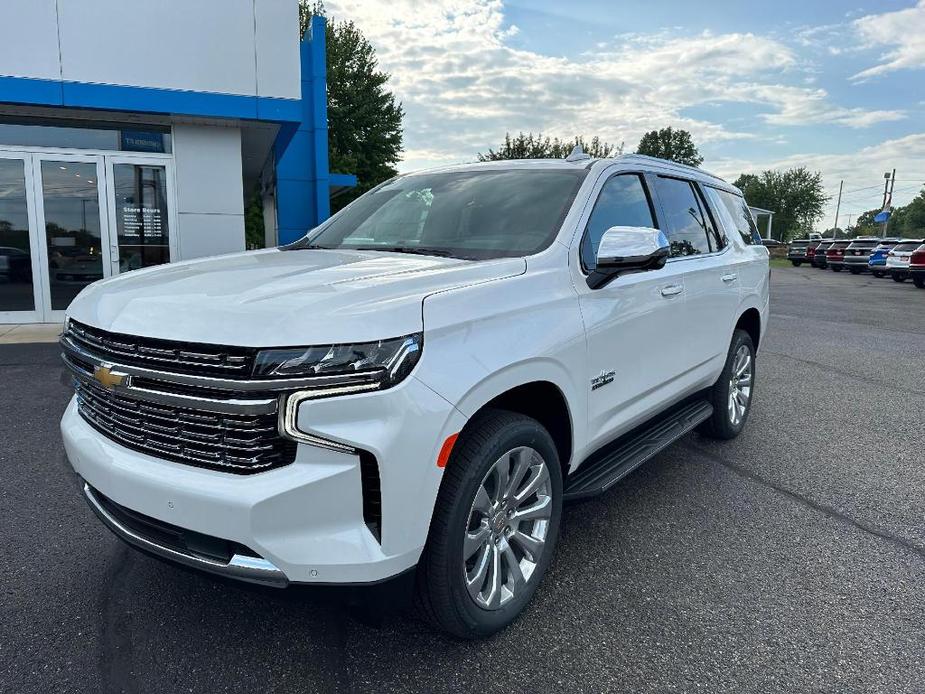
588, 226, 670, 289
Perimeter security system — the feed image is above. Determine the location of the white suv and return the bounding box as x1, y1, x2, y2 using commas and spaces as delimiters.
60, 153, 769, 638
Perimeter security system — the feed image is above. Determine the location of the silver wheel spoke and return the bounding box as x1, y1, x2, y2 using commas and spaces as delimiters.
466, 544, 491, 600
484, 544, 502, 609
504, 448, 533, 499
491, 459, 509, 504
510, 530, 544, 561
502, 543, 526, 590
514, 464, 549, 504
511, 494, 552, 522
472, 485, 492, 515
464, 522, 490, 560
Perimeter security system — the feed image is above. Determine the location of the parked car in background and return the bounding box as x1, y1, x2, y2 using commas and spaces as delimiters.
886, 239, 925, 282
787, 239, 810, 266
761, 238, 782, 248
825, 240, 852, 272
868, 239, 902, 278
0, 246, 32, 283
813, 240, 833, 268
909, 244, 925, 289
842, 237, 881, 274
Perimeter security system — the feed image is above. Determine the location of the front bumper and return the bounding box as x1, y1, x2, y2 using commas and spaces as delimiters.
62, 375, 465, 585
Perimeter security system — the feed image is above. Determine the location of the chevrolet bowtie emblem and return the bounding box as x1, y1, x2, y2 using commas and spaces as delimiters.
93, 365, 126, 390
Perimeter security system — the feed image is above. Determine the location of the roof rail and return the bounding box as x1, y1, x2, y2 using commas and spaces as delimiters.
615, 153, 727, 183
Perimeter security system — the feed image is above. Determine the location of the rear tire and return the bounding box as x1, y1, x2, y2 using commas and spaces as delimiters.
790, 260, 801, 267
892, 274, 905, 283
416, 410, 563, 639
831, 266, 842, 272
849, 267, 862, 275
872, 271, 885, 278
698, 329, 755, 441
913, 276, 925, 289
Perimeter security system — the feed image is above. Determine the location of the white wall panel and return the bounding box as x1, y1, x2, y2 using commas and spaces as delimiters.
0, 0, 60, 80
177, 213, 246, 260
172, 125, 245, 216
58, 0, 257, 95
255, 0, 301, 99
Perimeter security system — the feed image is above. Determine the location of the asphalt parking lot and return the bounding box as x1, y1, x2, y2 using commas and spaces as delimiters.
2, 265, 924, 694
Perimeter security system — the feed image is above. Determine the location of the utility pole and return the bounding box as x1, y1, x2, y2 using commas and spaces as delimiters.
883, 168, 896, 237
832, 180, 843, 235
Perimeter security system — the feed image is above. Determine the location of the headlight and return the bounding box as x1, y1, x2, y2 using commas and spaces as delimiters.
254, 333, 422, 392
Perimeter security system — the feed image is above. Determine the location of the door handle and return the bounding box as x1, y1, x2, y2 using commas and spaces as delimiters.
721, 273, 738, 283
660, 284, 683, 297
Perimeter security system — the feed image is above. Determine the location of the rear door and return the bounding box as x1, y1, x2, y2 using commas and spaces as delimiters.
649, 176, 740, 381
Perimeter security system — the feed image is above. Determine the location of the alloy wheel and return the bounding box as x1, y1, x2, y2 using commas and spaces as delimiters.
463, 446, 552, 611
728, 345, 753, 426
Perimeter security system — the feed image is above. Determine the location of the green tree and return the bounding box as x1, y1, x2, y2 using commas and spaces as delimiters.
477, 132, 623, 161
244, 190, 265, 249
300, 2, 404, 209
635, 127, 703, 167
733, 168, 828, 242
892, 187, 925, 237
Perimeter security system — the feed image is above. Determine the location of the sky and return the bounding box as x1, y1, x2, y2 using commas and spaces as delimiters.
324, 0, 925, 231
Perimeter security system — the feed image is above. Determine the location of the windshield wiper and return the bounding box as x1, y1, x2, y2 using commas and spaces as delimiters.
351, 246, 457, 258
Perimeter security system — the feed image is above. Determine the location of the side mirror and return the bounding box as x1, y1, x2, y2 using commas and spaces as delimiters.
587, 226, 670, 289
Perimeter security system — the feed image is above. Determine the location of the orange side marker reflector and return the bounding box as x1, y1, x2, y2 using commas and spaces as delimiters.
437, 433, 459, 468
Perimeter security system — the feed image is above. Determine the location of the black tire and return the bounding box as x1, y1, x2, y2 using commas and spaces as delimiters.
831, 266, 842, 272
892, 274, 905, 283
698, 329, 755, 440
872, 271, 885, 278
913, 276, 925, 289
849, 267, 862, 275
790, 260, 801, 267
415, 409, 563, 639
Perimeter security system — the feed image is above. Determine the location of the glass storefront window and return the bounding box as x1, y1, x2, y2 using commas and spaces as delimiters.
0, 159, 35, 312
0, 119, 171, 153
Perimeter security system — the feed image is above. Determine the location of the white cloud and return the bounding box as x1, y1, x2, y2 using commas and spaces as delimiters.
852, 0, 925, 80
711, 133, 925, 230
325, 0, 905, 171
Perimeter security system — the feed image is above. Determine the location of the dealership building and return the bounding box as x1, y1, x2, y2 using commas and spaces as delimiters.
0, 0, 351, 324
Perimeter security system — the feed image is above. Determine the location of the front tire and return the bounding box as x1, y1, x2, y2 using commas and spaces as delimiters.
913, 276, 925, 289
790, 260, 801, 267
698, 329, 755, 440
872, 270, 885, 278
416, 410, 563, 639
849, 267, 862, 275
831, 266, 842, 272
892, 273, 905, 283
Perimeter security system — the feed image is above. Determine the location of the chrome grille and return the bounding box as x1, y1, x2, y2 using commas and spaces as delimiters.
67, 320, 256, 378
72, 376, 296, 473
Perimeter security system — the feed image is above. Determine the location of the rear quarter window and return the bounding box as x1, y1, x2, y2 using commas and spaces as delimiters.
709, 187, 761, 246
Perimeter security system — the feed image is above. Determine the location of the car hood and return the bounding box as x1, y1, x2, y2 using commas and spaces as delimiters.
67, 248, 525, 346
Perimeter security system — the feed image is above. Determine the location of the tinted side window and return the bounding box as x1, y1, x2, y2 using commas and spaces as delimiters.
713, 188, 760, 245
581, 174, 655, 269
693, 183, 726, 251
652, 177, 711, 257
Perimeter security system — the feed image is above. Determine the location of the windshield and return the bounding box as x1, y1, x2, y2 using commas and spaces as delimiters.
286, 169, 587, 260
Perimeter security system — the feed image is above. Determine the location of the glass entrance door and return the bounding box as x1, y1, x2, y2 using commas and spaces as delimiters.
0, 150, 175, 324
105, 158, 175, 275
0, 154, 43, 322
33, 155, 111, 319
